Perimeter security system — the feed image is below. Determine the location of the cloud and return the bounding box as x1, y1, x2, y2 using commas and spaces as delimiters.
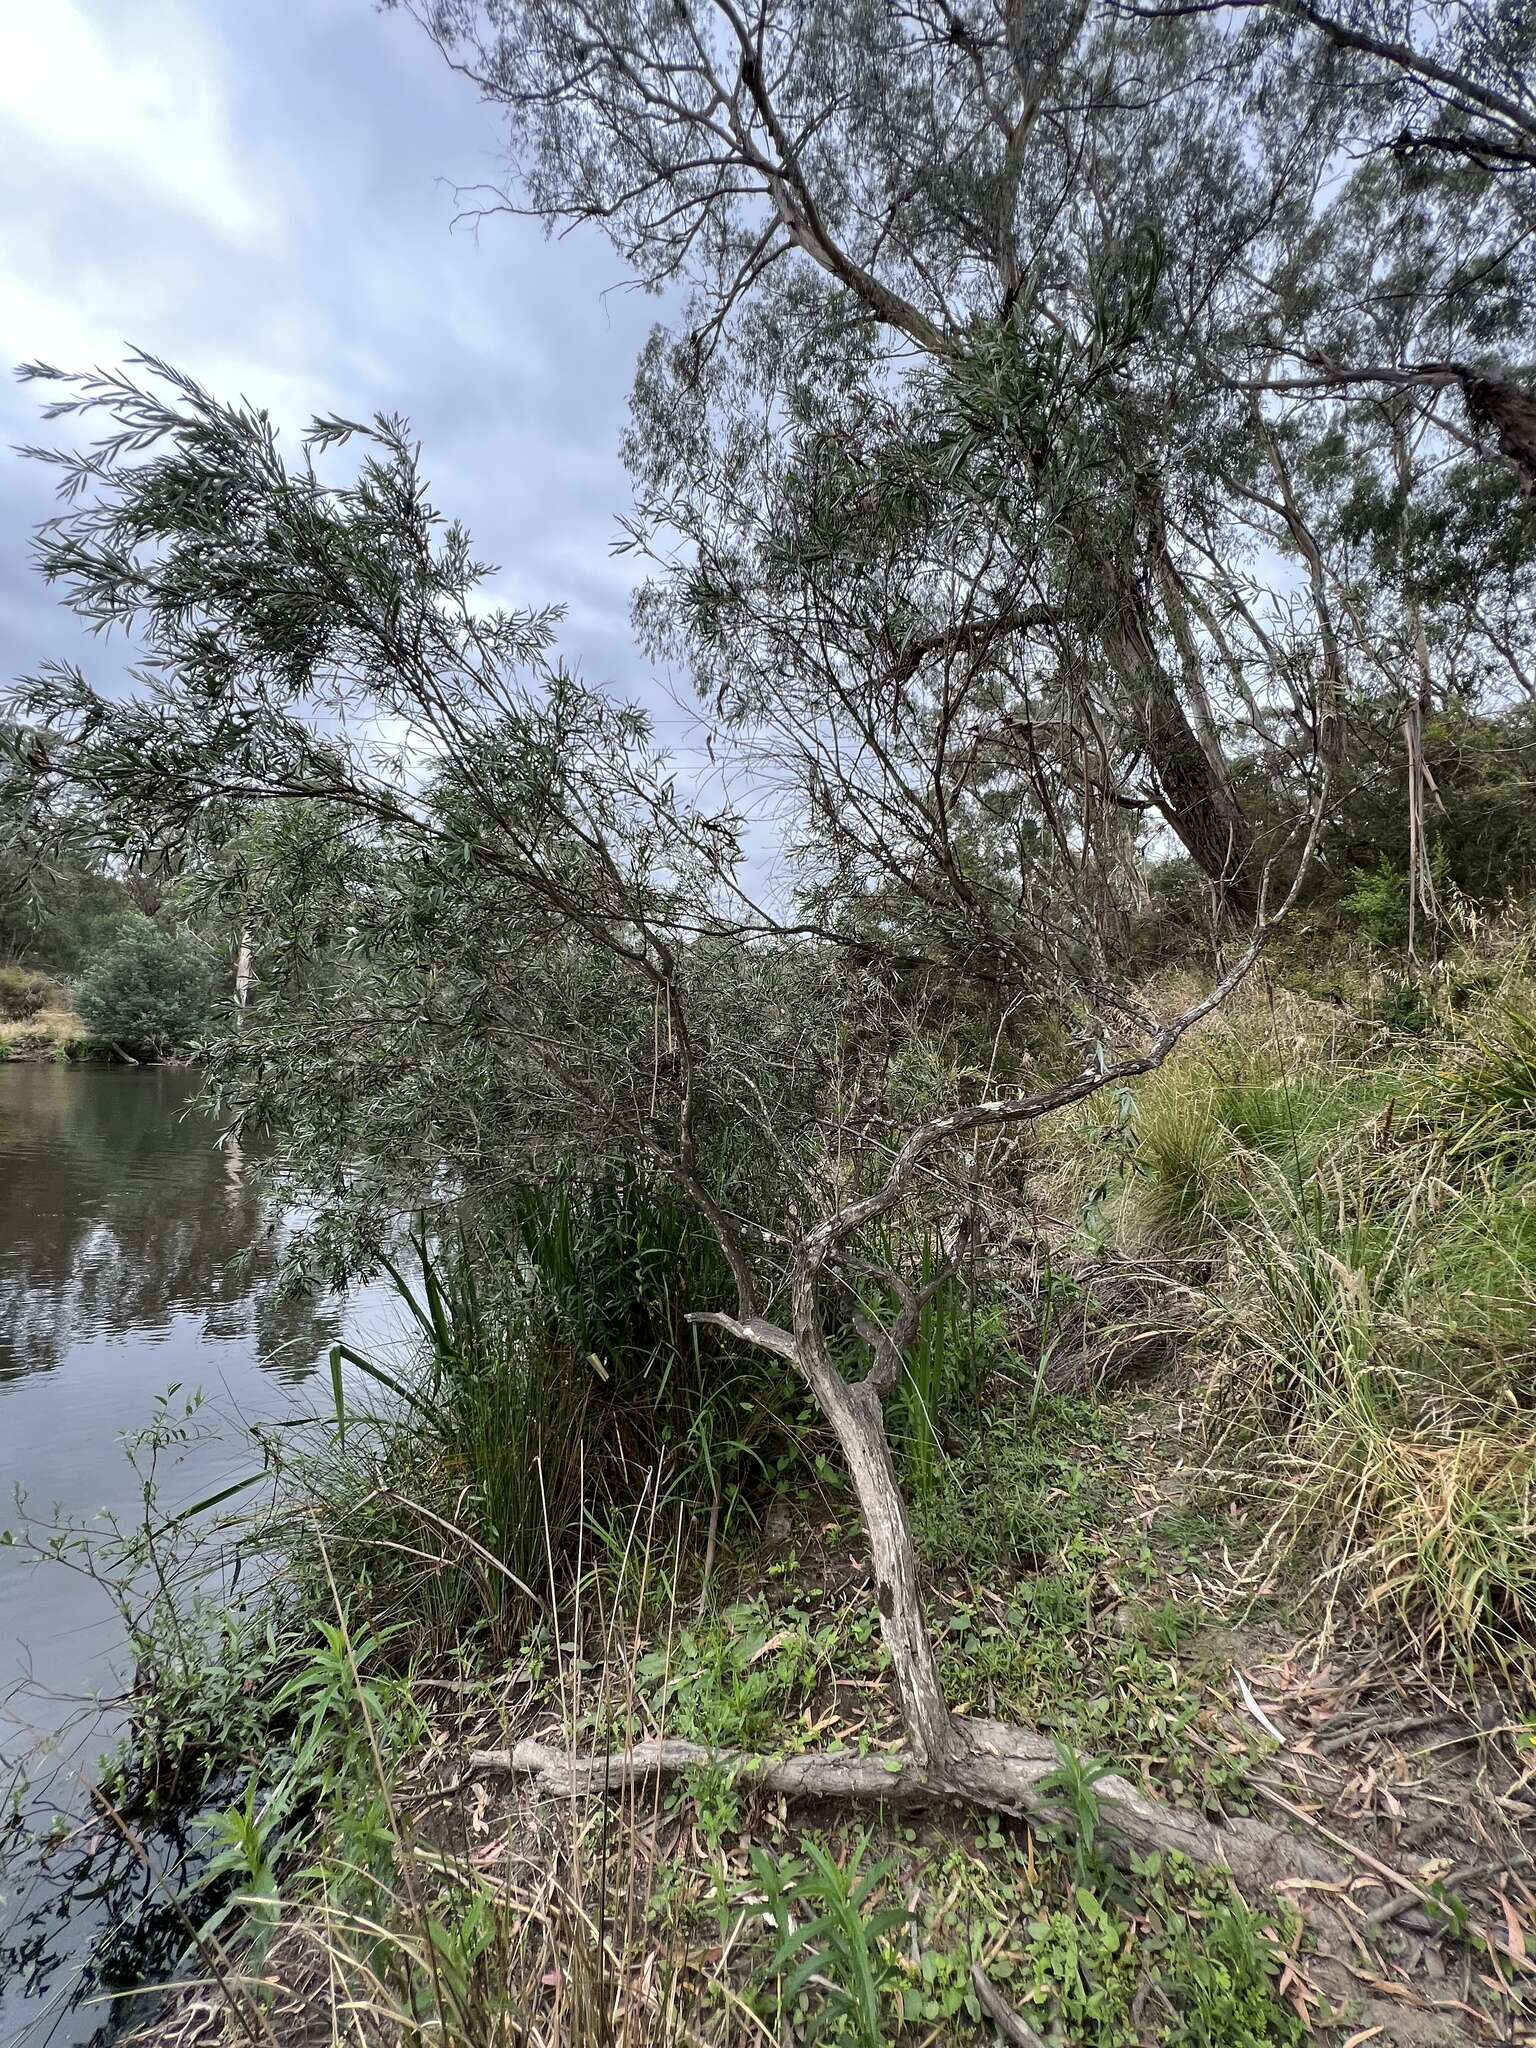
0, 2, 275, 248
0, 0, 678, 723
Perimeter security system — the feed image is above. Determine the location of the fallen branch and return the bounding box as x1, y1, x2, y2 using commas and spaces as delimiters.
470, 1716, 1340, 1889
970, 1963, 1047, 2045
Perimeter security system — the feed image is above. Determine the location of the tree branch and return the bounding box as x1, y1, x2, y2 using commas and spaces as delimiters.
470, 1719, 1341, 1889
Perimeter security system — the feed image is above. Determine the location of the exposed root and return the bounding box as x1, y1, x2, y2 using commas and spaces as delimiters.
469, 1714, 1341, 1890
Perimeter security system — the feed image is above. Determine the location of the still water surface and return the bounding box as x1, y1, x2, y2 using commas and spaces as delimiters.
0, 1065, 396, 2046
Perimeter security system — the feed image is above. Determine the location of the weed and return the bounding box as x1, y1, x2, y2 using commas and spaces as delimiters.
1007, 1857, 1304, 2048
745, 1832, 909, 2046
915, 1395, 1123, 1577
1038, 1739, 1115, 1885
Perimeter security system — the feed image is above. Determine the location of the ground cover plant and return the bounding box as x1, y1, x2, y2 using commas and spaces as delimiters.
3, 0, 1534, 2036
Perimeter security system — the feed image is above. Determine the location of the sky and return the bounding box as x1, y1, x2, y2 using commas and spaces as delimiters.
0, 0, 683, 727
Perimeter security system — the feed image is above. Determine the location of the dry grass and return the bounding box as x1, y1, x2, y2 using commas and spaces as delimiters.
1064, 952, 1536, 1674
0, 1004, 83, 1055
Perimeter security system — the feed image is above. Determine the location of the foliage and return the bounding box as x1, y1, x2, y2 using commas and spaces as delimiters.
1004, 1854, 1304, 2048
1323, 706, 1536, 932
0, 821, 142, 978
506, 1168, 802, 1516
9, 7, 1536, 2033
888, 1257, 998, 1501
414, 0, 1534, 939
916, 1395, 1123, 1577
1121, 1054, 1337, 1248
744, 1833, 909, 2047
306, 1183, 809, 1661
1097, 990, 1536, 1669
74, 918, 214, 1059
1343, 855, 1420, 950
0, 965, 53, 1019
306, 1229, 590, 1657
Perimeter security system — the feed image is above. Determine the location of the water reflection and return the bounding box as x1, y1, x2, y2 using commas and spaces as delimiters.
0, 1065, 346, 1382
0, 1065, 395, 2048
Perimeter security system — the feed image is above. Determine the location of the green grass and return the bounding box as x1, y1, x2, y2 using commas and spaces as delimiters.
300, 1229, 590, 1657
914, 1406, 1258, 1808
1090, 984, 1536, 1673
293, 1175, 807, 1660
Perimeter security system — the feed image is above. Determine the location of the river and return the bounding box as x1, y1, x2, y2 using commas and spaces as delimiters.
0, 1064, 398, 2047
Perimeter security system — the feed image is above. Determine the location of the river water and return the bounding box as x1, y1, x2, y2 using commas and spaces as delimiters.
0, 1065, 398, 2047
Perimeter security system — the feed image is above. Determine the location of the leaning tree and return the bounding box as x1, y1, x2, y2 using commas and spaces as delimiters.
400, 0, 1536, 941
7, 359, 1331, 1882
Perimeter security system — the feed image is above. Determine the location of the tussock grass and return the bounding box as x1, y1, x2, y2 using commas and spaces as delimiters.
0, 1003, 83, 1055
287, 1177, 802, 1662
1085, 967, 1536, 1673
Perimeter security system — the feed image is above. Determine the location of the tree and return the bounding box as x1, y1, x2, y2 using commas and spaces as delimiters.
400, 0, 1536, 930
1136, 1, 1536, 177
74, 918, 215, 1061
0, 726, 143, 972
6, 359, 1328, 1880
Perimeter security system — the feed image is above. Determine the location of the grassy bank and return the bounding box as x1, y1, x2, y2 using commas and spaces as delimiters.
0, 1005, 86, 1059
1061, 955, 1536, 1677
17, 958, 1535, 2047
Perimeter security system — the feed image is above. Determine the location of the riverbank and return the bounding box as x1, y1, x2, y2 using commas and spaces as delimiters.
113, 1389, 1534, 2048
41, 954, 1522, 2047
0, 1005, 86, 1060
0, 1063, 399, 2048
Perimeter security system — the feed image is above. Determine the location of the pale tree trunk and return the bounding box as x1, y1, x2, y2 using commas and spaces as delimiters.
233, 929, 253, 1029
1395, 422, 1442, 961
791, 1260, 956, 1766
818, 1376, 955, 1765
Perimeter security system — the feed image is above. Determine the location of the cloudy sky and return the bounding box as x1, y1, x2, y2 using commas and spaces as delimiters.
0, 0, 680, 722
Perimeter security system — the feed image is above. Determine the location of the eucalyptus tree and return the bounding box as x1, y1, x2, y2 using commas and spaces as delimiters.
6, 358, 1328, 1881
401, 0, 1535, 932
399, 0, 1365, 914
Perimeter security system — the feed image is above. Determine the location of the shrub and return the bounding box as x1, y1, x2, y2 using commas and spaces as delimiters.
0, 964, 53, 1019
1343, 855, 1416, 949
75, 922, 215, 1060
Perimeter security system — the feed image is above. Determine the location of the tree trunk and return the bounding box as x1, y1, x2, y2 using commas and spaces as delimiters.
475, 1723, 1339, 1888
1145, 673, 1257, 922
792, 1261, 956, 1769
1102, 579, 1256, 922
233, 929, 253, 1029
821, 1378, 956, 1766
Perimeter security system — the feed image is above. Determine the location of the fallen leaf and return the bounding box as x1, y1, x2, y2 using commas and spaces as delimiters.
1499, 1891, 1527, 1963
1234, 1669, 1286, 1745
